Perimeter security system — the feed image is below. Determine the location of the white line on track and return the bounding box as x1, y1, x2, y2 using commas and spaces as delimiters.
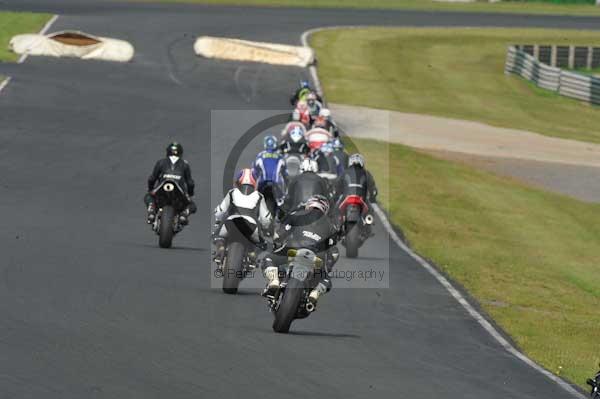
18, 14, 60, 64
301, 26, 586, 399
0, 76, 12, 94
1, 14, 60, 96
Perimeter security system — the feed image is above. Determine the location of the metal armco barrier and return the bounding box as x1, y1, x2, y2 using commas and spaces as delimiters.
505, 45, 600, 105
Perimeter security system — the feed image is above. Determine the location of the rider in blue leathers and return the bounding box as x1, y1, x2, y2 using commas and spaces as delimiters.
253, 135, 288, 210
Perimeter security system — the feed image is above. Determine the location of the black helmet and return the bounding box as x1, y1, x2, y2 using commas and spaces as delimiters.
166, 142, 183, 157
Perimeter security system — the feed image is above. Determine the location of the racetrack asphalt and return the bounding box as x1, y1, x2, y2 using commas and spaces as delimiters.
0, 2, 597, 397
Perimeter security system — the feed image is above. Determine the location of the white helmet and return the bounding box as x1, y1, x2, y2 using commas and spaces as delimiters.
348, 153, 365, 168
319, 108, 331, 118
300, 158, 318, 173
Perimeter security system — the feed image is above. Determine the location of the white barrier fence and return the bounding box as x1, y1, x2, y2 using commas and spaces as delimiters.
505, 45, 600, 105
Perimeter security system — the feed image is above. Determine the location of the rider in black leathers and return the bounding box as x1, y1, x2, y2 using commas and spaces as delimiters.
337, 153, 377, 205
261, 195, 339, 308
145, 142, 196, 223
280, 159, 331, 218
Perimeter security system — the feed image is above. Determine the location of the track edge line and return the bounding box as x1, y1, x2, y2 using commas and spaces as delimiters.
301, 25, 586, 399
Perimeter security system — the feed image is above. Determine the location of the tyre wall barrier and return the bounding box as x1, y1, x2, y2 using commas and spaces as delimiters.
505, 45, 600, 105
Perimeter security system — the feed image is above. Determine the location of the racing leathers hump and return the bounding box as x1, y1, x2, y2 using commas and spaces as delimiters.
148, 157, 195, 196
214, 188, 272, 233
282, 172, 331, 215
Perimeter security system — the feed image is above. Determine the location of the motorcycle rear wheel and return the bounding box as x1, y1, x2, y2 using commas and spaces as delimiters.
345, 222, 360, 258
158, 205, 176, 248
222, 241, 245, 294
272, 278, 304, 333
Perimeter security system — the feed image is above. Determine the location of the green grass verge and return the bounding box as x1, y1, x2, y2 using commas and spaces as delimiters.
0, 11, 52, 63
574, 66, 600, 77
311, 27, 600, 144
344, 137, 600, 388
138, 0, 600, 17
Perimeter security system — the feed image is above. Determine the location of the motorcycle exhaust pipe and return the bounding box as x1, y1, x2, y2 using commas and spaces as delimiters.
306, 302, 316, 313
364, 214, 374, 225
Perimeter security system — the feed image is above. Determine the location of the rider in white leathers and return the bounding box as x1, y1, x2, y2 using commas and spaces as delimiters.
213, 168, 272, 265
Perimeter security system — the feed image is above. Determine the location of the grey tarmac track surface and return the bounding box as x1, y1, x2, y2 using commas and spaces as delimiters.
0, 2, 596, 398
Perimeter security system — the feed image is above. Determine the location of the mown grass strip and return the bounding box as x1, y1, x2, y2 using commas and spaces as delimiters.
0, 11, 52, 63
312, 27, 600, 144
139, 0, 600, 17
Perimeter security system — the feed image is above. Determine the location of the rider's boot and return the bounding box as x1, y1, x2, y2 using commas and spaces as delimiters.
262, 262, 280, 296
179, 208, 190, 226
308, 282, 328, 309
212, 237, 225, 266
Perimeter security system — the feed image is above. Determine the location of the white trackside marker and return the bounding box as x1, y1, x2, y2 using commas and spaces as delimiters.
301, 27, 585, 399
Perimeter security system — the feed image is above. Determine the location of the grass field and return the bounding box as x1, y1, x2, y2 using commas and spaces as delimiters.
311, 28, 600, 144
142, 0, 600, 16
344, 137, 600, 388
0, 11, 51, 63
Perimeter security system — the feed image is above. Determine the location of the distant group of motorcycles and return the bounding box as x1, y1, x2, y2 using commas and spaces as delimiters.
143, 80, 377, 333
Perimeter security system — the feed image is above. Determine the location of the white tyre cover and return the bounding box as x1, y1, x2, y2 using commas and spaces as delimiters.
9, 31, 135, 62
194, 36, 314, 67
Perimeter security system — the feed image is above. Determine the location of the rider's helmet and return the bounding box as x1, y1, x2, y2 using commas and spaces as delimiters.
306, 92, 317, 108
332, 138, 344, 150
166, 142, 183, 157
348, 153, 365, 168
319, 108, 331, 119
312, 115, 327, 129
300, 80, 310, 89
289, 126, 304, 143
305, 194, 330, 215
263, 135, 278, 152
235, 168, 257, 195
300, 158, 318, 173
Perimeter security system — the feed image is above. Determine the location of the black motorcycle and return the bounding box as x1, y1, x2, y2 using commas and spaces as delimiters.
150, 179, 190, 248
218, 216, 260, 295
267, 248, 325, 333
338, 195, 373, 258
588, 364, 600, 399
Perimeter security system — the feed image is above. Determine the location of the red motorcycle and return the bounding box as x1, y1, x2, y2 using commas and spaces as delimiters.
338, 194, 373, 258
